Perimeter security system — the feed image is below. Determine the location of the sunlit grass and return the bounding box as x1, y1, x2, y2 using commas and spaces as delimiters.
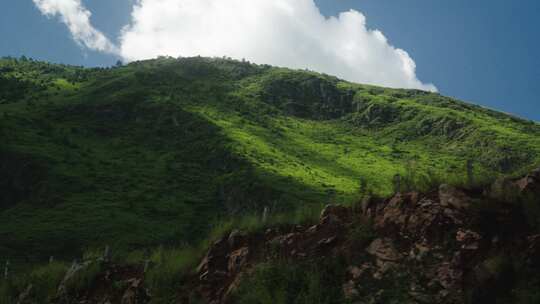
1, 56, 539, 271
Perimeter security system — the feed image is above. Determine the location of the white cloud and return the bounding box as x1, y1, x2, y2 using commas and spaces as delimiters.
33, 0, 436, 91
32, 0, 118, 54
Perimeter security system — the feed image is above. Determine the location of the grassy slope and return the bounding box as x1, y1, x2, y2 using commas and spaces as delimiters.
1, 56, 539, 263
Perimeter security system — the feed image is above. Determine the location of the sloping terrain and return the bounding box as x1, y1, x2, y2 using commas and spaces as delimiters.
7, 167, 540, 304
194, 168, 540, 304
1, 56, 540, 265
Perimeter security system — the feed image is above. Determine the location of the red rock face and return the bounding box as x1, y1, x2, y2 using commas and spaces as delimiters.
191, 167, 540, 304
19, 168, 539, 304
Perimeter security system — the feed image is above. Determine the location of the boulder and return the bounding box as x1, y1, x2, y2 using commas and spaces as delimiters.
456, 229, 481, 242
274, 233, 298, 246
366, 238, 402, 262
456, 229, 482, 251
228, 230, 247, 249
306, 225, 319, 234
227, 247, 249, 273
409, 242, 431, 262
515, 168, 540, 195
374, 194, 409, 232
342, 280, 359, 299
121, 278, 150, 304
439, 184, 470, 209
434, 262, 462, 290
316, 236, 337, 249
347, 264, 372, 281
320, 204, 349, 223
374, 193, 464, 244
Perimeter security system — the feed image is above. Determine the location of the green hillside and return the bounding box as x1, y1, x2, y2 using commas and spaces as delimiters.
1, 56, 539, 263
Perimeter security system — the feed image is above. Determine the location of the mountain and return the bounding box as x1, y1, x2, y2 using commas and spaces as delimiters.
1, 55, 539, 267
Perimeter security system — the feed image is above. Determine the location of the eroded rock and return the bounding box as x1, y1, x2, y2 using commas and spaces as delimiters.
516, 168, 540, 194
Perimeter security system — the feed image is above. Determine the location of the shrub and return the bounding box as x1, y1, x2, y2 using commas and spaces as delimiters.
64, 260, 102, 296
208, 204, 323, 243
29, 261, 69, 301
348, 217, 376, 250
231, 259, 348, 304
0, 279, 16, 303
0, 261, 68, 303
513, 283, 540, 304
522, 194, 540, 231
145, 246, 202, 303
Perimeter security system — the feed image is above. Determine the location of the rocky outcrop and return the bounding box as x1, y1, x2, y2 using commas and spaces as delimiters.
190, 168, 540, 304
439, 184, 471, 209
194, 204, 352, 303
516, 167, 540, 195
15, 168, 540, 304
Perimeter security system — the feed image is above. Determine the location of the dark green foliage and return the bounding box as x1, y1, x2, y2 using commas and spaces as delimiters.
347, 217, 376, 253
512, 278, 540, 304
63, 261, 102, 297
144, 246, 202, 303
257, 70, 353, 119
465, 254, 516, 303
0, 261, 68, 303
0, 279, 17, 303
523, 197, 540, 231
231, 259, 348, 304
0, 75, 42, 103
486, 179, 540, 233
0, 149, 52, 209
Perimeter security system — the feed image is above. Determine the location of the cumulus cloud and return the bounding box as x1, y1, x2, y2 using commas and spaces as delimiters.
32, 0, 118, 54
33, 0, 436, 91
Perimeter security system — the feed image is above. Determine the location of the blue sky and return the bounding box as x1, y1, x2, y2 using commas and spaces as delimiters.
1, 0, 539, 121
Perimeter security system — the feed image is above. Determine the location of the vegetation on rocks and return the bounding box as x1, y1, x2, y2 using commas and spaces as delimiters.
231, 259, 348, 304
